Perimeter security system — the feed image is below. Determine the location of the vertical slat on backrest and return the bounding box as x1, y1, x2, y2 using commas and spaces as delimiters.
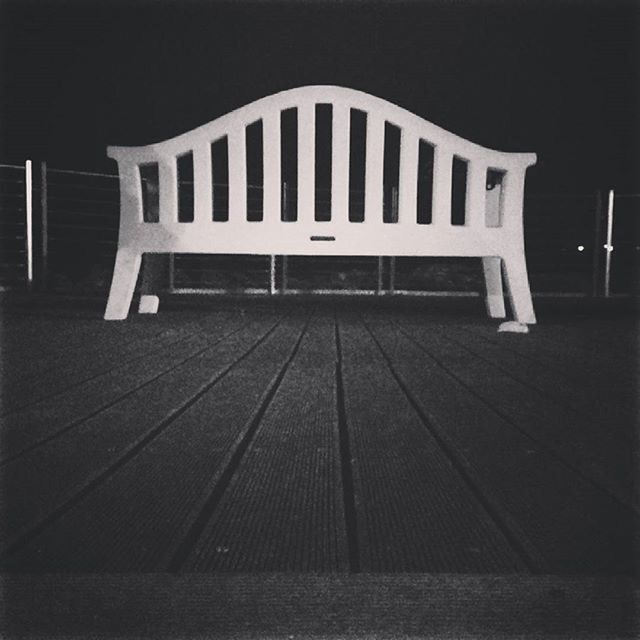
228, 128, 247, 222
431, 145, 453, 226
158, 157, 178, 224
262, 111, 281, 223
331, 103, 350, 223
193, 144, 212, 223
297, 102, 315, 222
364, 111, 385, 222
465, 161, 486, 229
397, 127, 419, 225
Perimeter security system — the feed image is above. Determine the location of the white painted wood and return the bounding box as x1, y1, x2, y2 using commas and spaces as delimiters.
604, 189, 614, 298
193, 145, 212, 223
121, 161, 143, 225
331, 103, 350, 222
228, 129, 247, 222
297, 103, 315, 222
432, 146, 453, 227
502, 252, 536, 324
364, 111, 385, 223
139, 294, 160, 314
158, 158, 178, 224
397, 129, 419, 225
485, 178, 503, 228
104, 85, 537, 323
263, 111, 281, 222
25, 160, 33, 287
482, 256, 506, 318
104, 249, 142, 320
465, 160, 486, 229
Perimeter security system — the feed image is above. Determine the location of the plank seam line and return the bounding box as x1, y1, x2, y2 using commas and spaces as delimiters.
0, 320, 253, 467
394, 320, 638, 516
457, 325, 603, 385
458, 325, 636, 424
9, 314, 242, 384
1, 329, 200, 417
4, 325, 172, 390
165, 315, 311, 572
437, 329, 633, 444
334, 315, 361, 573
0, 317, 286, 562
360, 317, 544, 574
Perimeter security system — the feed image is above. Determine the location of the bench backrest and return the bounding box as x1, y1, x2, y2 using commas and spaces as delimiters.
107, 85, 536, 257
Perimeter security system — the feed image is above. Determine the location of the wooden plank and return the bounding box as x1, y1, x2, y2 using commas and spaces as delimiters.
0, 313, 248, 462
396, 321, 636, 512
0, 319, 215, 413
467, 322, 635, 383
297, 102, 315, 222
193, 143, 213, 223
397, 128, 419, 225
431, 145, 452, 226
0, 316, 283, 553
2, 324, 172, 389
443, 325, 635, 441
338, 314, 529, 573
183, 315, 348, 572
1, 574, 635, 639
0, 317, 305, 572
1, 315, 152, 373
331, 103, 350, 222
262, 111, 281, 223
227, 129, 247, 222
464, 324, 636, 425
364, 111, 384, 223
366, 317, 638, 575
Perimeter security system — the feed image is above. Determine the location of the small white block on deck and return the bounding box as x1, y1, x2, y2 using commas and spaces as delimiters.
498, 321, 529, 334
138, 295, 160, 314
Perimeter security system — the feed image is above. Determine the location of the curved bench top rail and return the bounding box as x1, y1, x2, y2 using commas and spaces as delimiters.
107, 85, 536, 170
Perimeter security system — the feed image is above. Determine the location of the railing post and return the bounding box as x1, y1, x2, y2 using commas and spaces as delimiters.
604, 189, 615, 298
269, 254, 276, 295
25, 159, 33, 290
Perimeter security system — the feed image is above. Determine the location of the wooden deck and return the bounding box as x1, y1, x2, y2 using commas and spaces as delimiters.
0, 292, 637, 636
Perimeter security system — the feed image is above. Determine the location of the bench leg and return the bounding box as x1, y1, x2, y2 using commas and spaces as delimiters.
482, 256, 506, 319
138, 253, 169, 315
104, 248, 142, 320
502, 252, 537, 324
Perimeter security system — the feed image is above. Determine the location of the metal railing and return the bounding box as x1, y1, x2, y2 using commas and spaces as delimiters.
1, 160, 638, 297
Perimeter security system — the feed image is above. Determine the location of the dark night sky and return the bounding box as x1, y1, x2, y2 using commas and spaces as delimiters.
0, 0, 638, 193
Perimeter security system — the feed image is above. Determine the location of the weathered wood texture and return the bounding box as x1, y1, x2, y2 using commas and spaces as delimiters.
2, 574, 637, 640
0, 295, 636, 576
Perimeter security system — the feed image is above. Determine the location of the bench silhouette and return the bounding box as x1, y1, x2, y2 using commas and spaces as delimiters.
104, 86, 537, 323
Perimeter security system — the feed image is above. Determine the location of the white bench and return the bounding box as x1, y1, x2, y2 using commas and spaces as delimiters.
104, 85, 537, 323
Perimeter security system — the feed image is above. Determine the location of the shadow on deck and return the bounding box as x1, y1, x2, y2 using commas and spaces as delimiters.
0, 292, 637, 637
